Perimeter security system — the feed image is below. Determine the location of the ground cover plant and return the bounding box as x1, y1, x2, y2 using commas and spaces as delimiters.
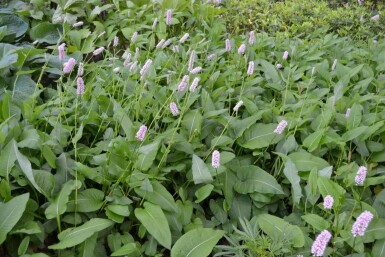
1, 0, 385, 256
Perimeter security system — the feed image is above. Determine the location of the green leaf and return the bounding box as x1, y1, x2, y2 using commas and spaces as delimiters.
283, 159, 302, 205
228, 112, 264, 140
34, 170, 55, 198
67, 189, 104, 212
49, 218, 114, 249
182, 109, 203, 135
0, 140, 16, 178
192, 154, 213, 184
30, 22, 61, 44
346, 103, 362, 130
363, 218, 385, 243
0, 50, 18, 69
0, 13, 28, 37
303, 129, 325, 152
317, 177, 346, 206
301, 214, 329, 231
195, 184, 214, 203
18, 236, 30, 256
45, 180, 79, 219
78, 233, 98, 257
134, 140, 160, 171
342, 126, 368, 141
372, 239, 385, 257
13, 141, 42, 193
289, 151, 329, 171
238, 123, 283, 149
111, 243, 140, 256
257, 214, 305, 248
135, 181, 177, 212
171, 228, 225, 257
134, 202, 171, 249
0, 193, 29, 244
234, 165, 284, 195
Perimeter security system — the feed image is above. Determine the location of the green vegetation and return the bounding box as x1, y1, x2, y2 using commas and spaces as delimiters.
0, 0, 385, 256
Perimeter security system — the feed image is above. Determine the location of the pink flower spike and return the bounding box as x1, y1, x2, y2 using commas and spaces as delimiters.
332, 59, 337, 70
283, 51, 289, 60
58, 43, 66, 62
162, 39, 172, 49
178, 75, 189, 92
225, 39, 231, 51
247, 61, 254, 76
233, 100, 243, 112
276, 63, 283, 69
190, 66, 202, 74
311, 230, 332, 257
323, 195, 334, 209
76, 77, 85, 95
63, 58, 76, 74
188, 50, 195, 71
140, 59, 152, 79
131, 31, 138, 44
352, 210, 374, 237
136, 125, 147, 141
355, 166, 367, 185
113, 36, 119, 47
166, 9, 173, 25
152, 18, 158, 30
179, 33, 189, 43
77, 62, 84, 76
248, 31, 255, 45
207, 54, 215, 61
189, 77, 200, 92
93, 47, 105, 56
274, 120, 288, 135
212, 150, 220, 168
156, 39, 165, 49
73, 21, 84, 27
345, 108, 351, 118
238, 43, 246, 54
169, 102, 179, 116
371, 14, 380, 20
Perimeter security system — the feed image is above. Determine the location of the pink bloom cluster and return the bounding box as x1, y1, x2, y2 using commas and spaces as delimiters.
63, 58, 76, 74
352, 210, 374, 237
323, 195, 334, 209
189, 77, 200, 92
212, 150, 220, 168
274, 120, 288, 135
169, 102, 179, 116
355, 166, 367, 185
311, 230, 332, 257
136, 125, 147, 141
178, 75, 189, 92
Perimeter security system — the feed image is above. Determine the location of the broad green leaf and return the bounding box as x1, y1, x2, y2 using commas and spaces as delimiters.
301, 214, 329, 231
192, 154, 212, 184
72, 123, 84, 145
135, 181, 177, 212
372, 239, 385, 257
67, 189, 104, 212
238, 123, 283, 149
209, 199, 227, 224
134, 202, 171, 249
195, 184, 214, 203
111, 243, 140, 256
182, 110, 203, 135
363, 218, 385, 243
0, 13, 28, 37
289, 151, 329, 171
283, 159, 302, 205
0, 140, 16, 178
228, 112, 264, 140
45, 180, 79, 219
13, 141, 42, 193
49, 218, 114, 249
234, 165, 284, 195
171, 228, 225, 257
347, 103, 362, 130
342, 126, 368, 142
303, 129, 325, 152
79, 233, 98, 257
0, 193, 29, 244
258, 214, 305, 248
34, 170, 55, 198
18, 236, 29, 256
30, 22, 61, 44
134, 140, 160, 171
317, 177, 345, 206
0, 50, 18, 69
229, 194, 252, 221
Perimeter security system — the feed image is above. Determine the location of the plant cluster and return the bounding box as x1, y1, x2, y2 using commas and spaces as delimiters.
223, 0, 384, 41
1, 0, 385, 257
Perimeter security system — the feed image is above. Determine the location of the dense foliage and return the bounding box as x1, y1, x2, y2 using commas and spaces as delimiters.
1, 0, 385, 256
